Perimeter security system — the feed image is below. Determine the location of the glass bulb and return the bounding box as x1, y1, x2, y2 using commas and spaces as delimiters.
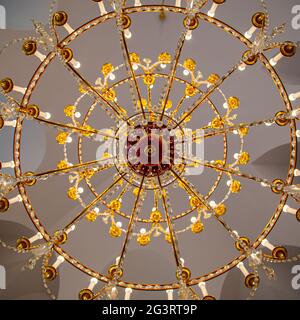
185, 31, 192, 40
109, 73, 116, 80
183, 69, 189, 76
0, 173, 17, 198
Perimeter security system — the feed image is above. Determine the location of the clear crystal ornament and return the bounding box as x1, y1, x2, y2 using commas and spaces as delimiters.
22, 242, 53, 271
263, 265, 276, 280
33, 21, 55, 51
153, 228, 161, 237
0, 173, 17, 198
251, 1, 286, 56
0, 101, 18, 121
178, 282, 190, 300
248, 250, 263, 268
105, 284, 119, 300
284, 184, 300, 193
31, 243, 52, 257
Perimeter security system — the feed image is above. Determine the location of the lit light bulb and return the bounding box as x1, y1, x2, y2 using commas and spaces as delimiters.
190, 216, 197, 223
125, 288, 133, 300
183, 69, 189, 76
73, 60, 81, 69
125, 29, 132, 39
67, 225, 76, 233
244, 31, 251, 39
180, 258, 185, 266
261, 182, 268, 188
270, 58, 277, 67
289, 92, 300, 102
185, 30, 192, 40
116, 221, 122, 228
109, 73, 116, 81
294, 169, 300, 176
264, 121, 273, 127
207, 2, 219, 17
78, 187, 84, 194
44, 112, 51, 119
209, 200, 216, 208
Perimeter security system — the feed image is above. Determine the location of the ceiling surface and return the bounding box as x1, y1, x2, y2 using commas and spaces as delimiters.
0, 0, 300, 300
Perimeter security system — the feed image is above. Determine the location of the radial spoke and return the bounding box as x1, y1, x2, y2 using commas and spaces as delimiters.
116, 175, 145, 271
113, 1, 146, 118
147, 86, 153, 114
193, 114, 280, 141
157, 174, 183, 269
170, 169, 243, 243
159, 0, 208, 121
183, 157, 273, 187
118, 28, 146, 118
175, 60, 242, 128
92, 286, 107, 300
65, 61, 130, 124
63, 174, 125, 230
34, 118, 96, 135
169, 94, 186, 121
33, 117, 118, 140
12, 97, 118, 140
159, 30, 188, 121
33, 159, 114, 181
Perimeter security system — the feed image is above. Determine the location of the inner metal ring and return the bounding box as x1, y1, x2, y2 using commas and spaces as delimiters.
78, 73, 228, 222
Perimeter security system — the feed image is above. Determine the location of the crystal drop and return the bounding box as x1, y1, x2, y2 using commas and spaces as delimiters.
0, 102, 18, 121
263, 266, 276, 280
153, 228, 161, 237
0, 173, 17, 198
178, 283, 190, 300
22, 257, 38, 271
106, 285, 119, 300
31, 243, 52, 257
284, 184, 300, 194
248, 250, 263, 267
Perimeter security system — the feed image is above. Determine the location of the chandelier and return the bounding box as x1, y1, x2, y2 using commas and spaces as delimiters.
0, 0, 299, 300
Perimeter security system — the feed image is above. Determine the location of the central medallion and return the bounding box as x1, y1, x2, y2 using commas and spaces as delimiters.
126, 121, 175, 177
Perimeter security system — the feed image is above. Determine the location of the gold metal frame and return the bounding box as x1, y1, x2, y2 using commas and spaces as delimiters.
12, 5, 296, 291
